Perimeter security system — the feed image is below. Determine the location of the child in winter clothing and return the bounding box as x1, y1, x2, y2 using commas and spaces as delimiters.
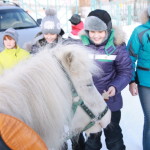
0, 28, 29, 73
24, 9, 65, 54
69, 14, 84, 39
127, 5, 150, 150
75, 9, 132, 150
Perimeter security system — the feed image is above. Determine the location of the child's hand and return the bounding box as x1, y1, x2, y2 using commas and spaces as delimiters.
107, 86, 116, 97
129, 82, 138, 96
102, 90, 109, 101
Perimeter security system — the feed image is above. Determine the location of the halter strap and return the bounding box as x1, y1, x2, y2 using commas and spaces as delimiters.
53, 55, 108, 132
72, 99, 95, 119
82, 106, 108, 132
72, 98, 109, 132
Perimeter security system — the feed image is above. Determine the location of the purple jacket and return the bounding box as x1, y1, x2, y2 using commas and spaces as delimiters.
80, 29, 132, 111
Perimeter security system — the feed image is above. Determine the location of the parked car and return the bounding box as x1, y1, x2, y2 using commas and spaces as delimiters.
0, 2, 41, 51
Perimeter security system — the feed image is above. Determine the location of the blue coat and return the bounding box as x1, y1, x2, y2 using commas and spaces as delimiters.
80, 29, 132, 111
127, 20, 150, 87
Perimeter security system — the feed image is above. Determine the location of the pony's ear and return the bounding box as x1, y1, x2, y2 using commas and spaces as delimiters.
65, 52, 74, 68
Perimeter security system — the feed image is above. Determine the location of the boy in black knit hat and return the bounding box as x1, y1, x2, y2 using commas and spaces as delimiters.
73, 9, 132, 150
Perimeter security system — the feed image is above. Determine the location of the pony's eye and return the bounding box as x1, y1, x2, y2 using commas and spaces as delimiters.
86, 83, 93, 87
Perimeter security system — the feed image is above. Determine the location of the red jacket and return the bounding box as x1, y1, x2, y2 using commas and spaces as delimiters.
71, 21, 84, 36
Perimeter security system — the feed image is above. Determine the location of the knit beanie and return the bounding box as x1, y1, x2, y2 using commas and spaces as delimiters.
3, 28, 18, 42
69, 14, 81, 25
84, 9, 112, 32
41, 9, 61, 34
148, 5, 150, 16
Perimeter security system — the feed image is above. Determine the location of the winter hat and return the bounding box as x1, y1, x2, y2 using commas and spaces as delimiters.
148, 5, 150, 16
84, 9, 112, 32
69, 14, 81, 25
41, 9, 61, 34
3, 28, 18, 42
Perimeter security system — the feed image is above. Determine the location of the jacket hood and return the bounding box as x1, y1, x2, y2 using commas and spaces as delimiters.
23, 34, 63, 52
79, 25, 126, 46
23, 34, 44, 52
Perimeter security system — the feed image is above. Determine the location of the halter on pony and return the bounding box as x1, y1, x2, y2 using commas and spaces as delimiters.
72, 99, 108, 132
56, 55, 109, 133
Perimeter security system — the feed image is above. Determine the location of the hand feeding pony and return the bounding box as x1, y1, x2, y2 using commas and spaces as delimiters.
0, 44, 111, 150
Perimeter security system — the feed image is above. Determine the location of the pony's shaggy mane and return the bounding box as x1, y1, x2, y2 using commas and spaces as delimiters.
53, 44, 101, 76
0, 45, 74, 149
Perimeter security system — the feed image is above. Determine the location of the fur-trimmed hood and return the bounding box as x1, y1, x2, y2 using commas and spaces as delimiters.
23, 34, 44, 52
23, 33, 63, 53
79, 26, 126, 46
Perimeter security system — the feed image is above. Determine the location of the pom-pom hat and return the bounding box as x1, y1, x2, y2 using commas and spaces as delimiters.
41, 9, 61, 34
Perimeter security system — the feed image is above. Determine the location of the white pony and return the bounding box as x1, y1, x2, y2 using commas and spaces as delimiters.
0, 44, 111, 150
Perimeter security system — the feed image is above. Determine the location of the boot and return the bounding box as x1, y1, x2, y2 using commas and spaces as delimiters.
72, 133, 85, 150
84, 132, 102, 150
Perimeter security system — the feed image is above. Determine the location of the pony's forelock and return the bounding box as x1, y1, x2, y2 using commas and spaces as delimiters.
52, 44, 102, 77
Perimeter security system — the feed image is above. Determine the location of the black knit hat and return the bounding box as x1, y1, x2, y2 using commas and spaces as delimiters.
69, 14, 81, 25
84, 9, 112, 32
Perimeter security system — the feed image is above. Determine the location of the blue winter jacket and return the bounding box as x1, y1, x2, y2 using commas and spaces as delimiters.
127, 20, 150, 87
80, 29, 132, 111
